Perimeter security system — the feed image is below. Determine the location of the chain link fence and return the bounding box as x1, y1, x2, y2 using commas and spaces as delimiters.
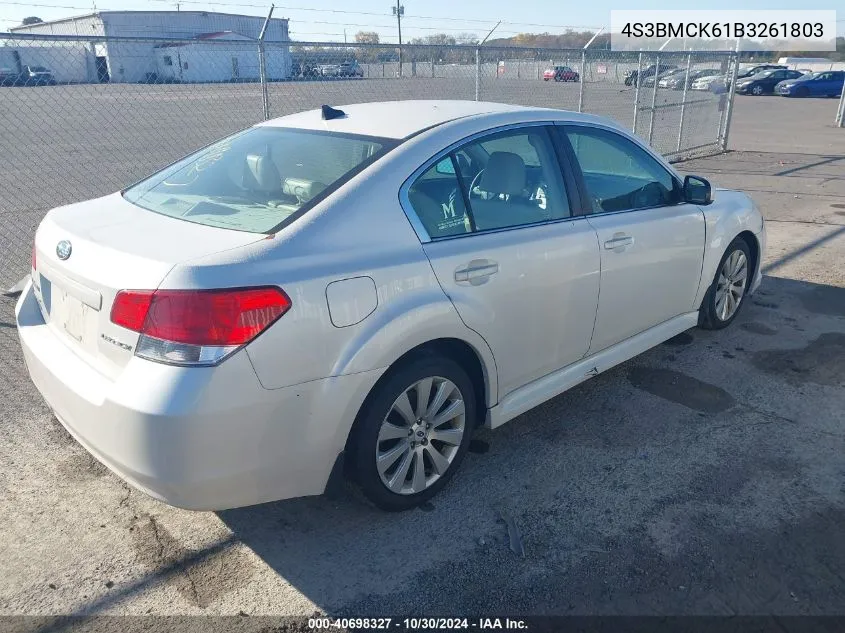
0, 33, 738, 290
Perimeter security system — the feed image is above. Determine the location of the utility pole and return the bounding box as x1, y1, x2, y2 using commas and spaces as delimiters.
392, 1, 404, 77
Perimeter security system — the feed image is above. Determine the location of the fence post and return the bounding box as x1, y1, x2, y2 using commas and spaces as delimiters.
720, 51, 741, 150
257, 5, 274, 121
647, 53, 660, 145
632, 52, 643, 134
676, 53, 692, 152
475, 47, 481, 101
835, 82, 845, 127
577, 49, 586, 112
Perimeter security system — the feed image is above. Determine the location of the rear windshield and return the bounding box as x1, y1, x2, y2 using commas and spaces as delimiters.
123, 126, 394, 233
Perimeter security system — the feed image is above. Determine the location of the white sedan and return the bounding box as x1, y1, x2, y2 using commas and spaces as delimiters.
16, 101, 765, 511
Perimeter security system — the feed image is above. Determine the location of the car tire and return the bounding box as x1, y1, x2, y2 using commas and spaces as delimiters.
699, 237, 752, 330
349, 354, 477, 511
751, 85, 763, 95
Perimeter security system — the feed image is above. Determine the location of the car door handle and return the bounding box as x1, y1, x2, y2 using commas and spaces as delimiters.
604, 234, 634, 250
455, 260, 499, 285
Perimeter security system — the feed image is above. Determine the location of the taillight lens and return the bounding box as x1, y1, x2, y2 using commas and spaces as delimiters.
111, 287, 290, 366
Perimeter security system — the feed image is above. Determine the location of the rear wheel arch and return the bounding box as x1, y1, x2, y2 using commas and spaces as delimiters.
344, 337, 491, 469
356, 338, 488, 427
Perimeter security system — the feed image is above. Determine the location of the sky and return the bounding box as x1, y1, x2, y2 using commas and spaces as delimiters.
1, 0, 842, 40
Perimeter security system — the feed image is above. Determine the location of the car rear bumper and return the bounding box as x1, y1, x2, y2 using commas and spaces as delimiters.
16, 280, 383, 510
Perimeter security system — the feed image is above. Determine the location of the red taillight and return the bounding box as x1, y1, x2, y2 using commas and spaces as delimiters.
111, 290, 155, 332
111, 287, 291, 347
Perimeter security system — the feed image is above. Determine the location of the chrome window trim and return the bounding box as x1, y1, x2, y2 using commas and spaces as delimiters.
399, 121, 573, 244
556, 120, 687, 219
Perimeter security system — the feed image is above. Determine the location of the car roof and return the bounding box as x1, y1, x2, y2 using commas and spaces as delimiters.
259, 100, 535, 139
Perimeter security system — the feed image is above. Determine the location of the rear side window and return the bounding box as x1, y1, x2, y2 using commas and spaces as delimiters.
407, 157, 471, 238
124, 127, 393, 233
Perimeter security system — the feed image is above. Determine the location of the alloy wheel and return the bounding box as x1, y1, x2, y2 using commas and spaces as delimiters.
714, 249, 748, 321
375, 376, 466, 495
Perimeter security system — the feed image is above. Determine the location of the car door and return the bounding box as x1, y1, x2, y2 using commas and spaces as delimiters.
402, 124, 601, 399
810, 72, 838, 96
765, 70, 788, 90
808, 73, 826, 95
822, 71, 845, 95
560, 124, 705, 354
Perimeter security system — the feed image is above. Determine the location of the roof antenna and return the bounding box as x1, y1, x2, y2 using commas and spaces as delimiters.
321, 105, 346, 120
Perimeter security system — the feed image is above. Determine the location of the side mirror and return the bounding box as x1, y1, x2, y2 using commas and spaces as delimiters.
684, 174, 712, 205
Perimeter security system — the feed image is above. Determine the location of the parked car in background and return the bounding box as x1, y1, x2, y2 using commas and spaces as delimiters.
736, 69, 804, 95
624, 64, 677, 86
640, 66, 682, 87
291, 61, 319, 78
318, 60, 364, 78
661, 69, 722, 90
543, 65, 580, 82
776, 71, 845, 97
729, 64, 786, 87
650, 68, 687, 87
690, 74, 724, 91
18, 65, 56, 86
0, 68, 19, 86
17, 100, 765, 511
339, 60, 364, 77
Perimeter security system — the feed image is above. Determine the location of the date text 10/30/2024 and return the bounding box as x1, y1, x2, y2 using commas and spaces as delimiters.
307, 617, 529, 630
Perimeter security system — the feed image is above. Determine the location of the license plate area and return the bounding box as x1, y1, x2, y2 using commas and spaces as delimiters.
47, 279, 99, 350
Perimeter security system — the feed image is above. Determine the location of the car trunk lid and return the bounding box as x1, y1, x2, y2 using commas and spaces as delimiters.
32, 192, 264, 379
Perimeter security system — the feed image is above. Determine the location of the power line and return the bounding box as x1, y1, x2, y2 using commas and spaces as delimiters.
0, 0, 605, 31
0, 1, 93, 8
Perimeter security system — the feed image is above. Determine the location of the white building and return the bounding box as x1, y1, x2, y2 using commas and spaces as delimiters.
154, 31, 290, 83
8, 11, 290, 83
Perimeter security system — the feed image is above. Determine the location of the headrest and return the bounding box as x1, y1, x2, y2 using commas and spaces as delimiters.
243, 152, 281, 193
283, 178, 326, 202
479, 152, 526, 196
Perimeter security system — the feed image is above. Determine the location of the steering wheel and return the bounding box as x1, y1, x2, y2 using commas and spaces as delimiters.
468, 169, 494, 200
630, 182, 663, 208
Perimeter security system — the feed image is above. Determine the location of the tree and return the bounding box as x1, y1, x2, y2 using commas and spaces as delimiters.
355, 31, 379, 44
455, 32, 479, 46
22, 16, 44, 25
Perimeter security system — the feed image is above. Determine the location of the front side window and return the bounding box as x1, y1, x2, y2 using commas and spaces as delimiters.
124, 127, 392, 233
407, 126, 571, 238
565, 126, 680, 213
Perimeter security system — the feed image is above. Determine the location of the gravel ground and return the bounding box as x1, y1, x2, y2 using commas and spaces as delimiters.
0, 85, 843, 620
